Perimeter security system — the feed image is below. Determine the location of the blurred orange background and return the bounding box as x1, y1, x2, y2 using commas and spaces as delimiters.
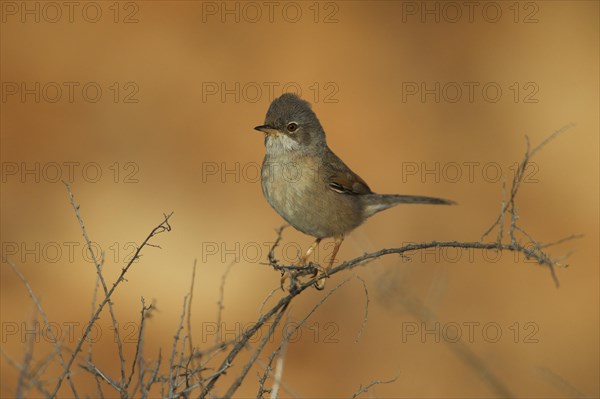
1, 1, 598, 398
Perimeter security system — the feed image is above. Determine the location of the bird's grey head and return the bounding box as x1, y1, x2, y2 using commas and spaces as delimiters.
254, 93, 326, 154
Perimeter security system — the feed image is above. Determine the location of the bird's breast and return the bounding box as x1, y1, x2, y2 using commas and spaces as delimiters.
261, 154, 364, 238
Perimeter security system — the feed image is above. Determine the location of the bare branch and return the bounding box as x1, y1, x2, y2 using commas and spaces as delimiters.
50, 208, 173, 397
169, 295, 189, 397
6, 258, 80, 398
268, 338, 287, 399
80, 362, 122, 393
258, 287, 281, 317
1, 346, 53, 398
16, 313, 36, 399
224, 302, 289, 398
214, 262, 236, 346
354, 276, 370, 343
535, 367, 586, 399
187, 260, 198, 359
141, 349, 162, 399
125, 297, 153, 391
257, 278, 352, 399
350, 373, 399, 398
63, 180, 127, 386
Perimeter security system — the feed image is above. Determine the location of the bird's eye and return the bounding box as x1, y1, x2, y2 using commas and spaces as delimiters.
286, 122, 298, 133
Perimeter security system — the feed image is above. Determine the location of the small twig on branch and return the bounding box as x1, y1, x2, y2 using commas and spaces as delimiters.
257, 278, 352, 399
16, 312, 36, 399
169, 295, 189, 397
223, 302, 289, 398
350, 373, 399, 398
1, 347, 53, 398
80, 362, 122, 393
63, 180, 127, 386
199, 291, 293, 397
187, 260, 198, 360
141, 349, 162, 399
6, 259, 80, 398
214, 261, 236, 346
354, 276, 370, 343
268, 333, 287, 399
267, 225, 288, 268
258, 287, 281, 316
49, 190, 173, 398
124, 297, 153, 392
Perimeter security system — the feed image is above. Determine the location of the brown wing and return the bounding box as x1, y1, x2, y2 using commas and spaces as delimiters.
324, 149, 373, 195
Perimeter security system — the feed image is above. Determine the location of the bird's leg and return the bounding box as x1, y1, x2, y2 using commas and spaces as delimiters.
281, 238, 322, 290
315, 235, 344, 290
300, 237, 322, 266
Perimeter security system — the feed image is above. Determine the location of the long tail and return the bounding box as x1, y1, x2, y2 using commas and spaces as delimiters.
362, 194, 456, 217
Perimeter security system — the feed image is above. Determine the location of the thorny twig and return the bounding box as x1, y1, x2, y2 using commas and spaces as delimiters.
50, 190, 173, 397
64, 180, 127, 386
256, 278, 352, 399
350, 373, 400, 398
6, 259, 80, 398
354, 276, 370, 343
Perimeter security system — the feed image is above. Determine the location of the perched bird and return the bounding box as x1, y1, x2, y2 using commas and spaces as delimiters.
254, 93, 454, 289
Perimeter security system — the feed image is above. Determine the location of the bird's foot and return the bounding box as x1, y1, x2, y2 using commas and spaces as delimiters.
311, 263, 327, 290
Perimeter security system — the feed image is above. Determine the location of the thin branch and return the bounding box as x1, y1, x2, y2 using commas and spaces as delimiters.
141, 349, 162, 399
6, 259, 80, 398
16, 313, 36, 399
223, 302, 289, 398
79, 362, 122, 393
199, 288, 297, 397
257, 278, 352, 399
529, 123, 576, 158
25, 348, 56, 397
268, 336, 287, 399
539, 234, 584, 249
480, 177, 507, 243
313, 240, 571, 289
214, 261, 236, 345
258, 287, 281, 317
350, 373, 399, 398
478, 124, 577, 271
354, 276, 370, 343
267, 225, 288, 267
125, 297, 152, 390
1, 347, 53, 398
187, 260, 198, 358
169, 295, 190, 397
254, 358, 301, 399
63, 180, 127, 386
535, 367, 587, 399
50, 210, 173, 397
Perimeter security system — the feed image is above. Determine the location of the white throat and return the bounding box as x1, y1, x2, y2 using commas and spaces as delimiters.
265, 133, 299, 154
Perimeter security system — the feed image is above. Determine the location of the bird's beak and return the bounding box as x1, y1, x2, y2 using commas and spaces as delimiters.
254, 125, 279, 135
